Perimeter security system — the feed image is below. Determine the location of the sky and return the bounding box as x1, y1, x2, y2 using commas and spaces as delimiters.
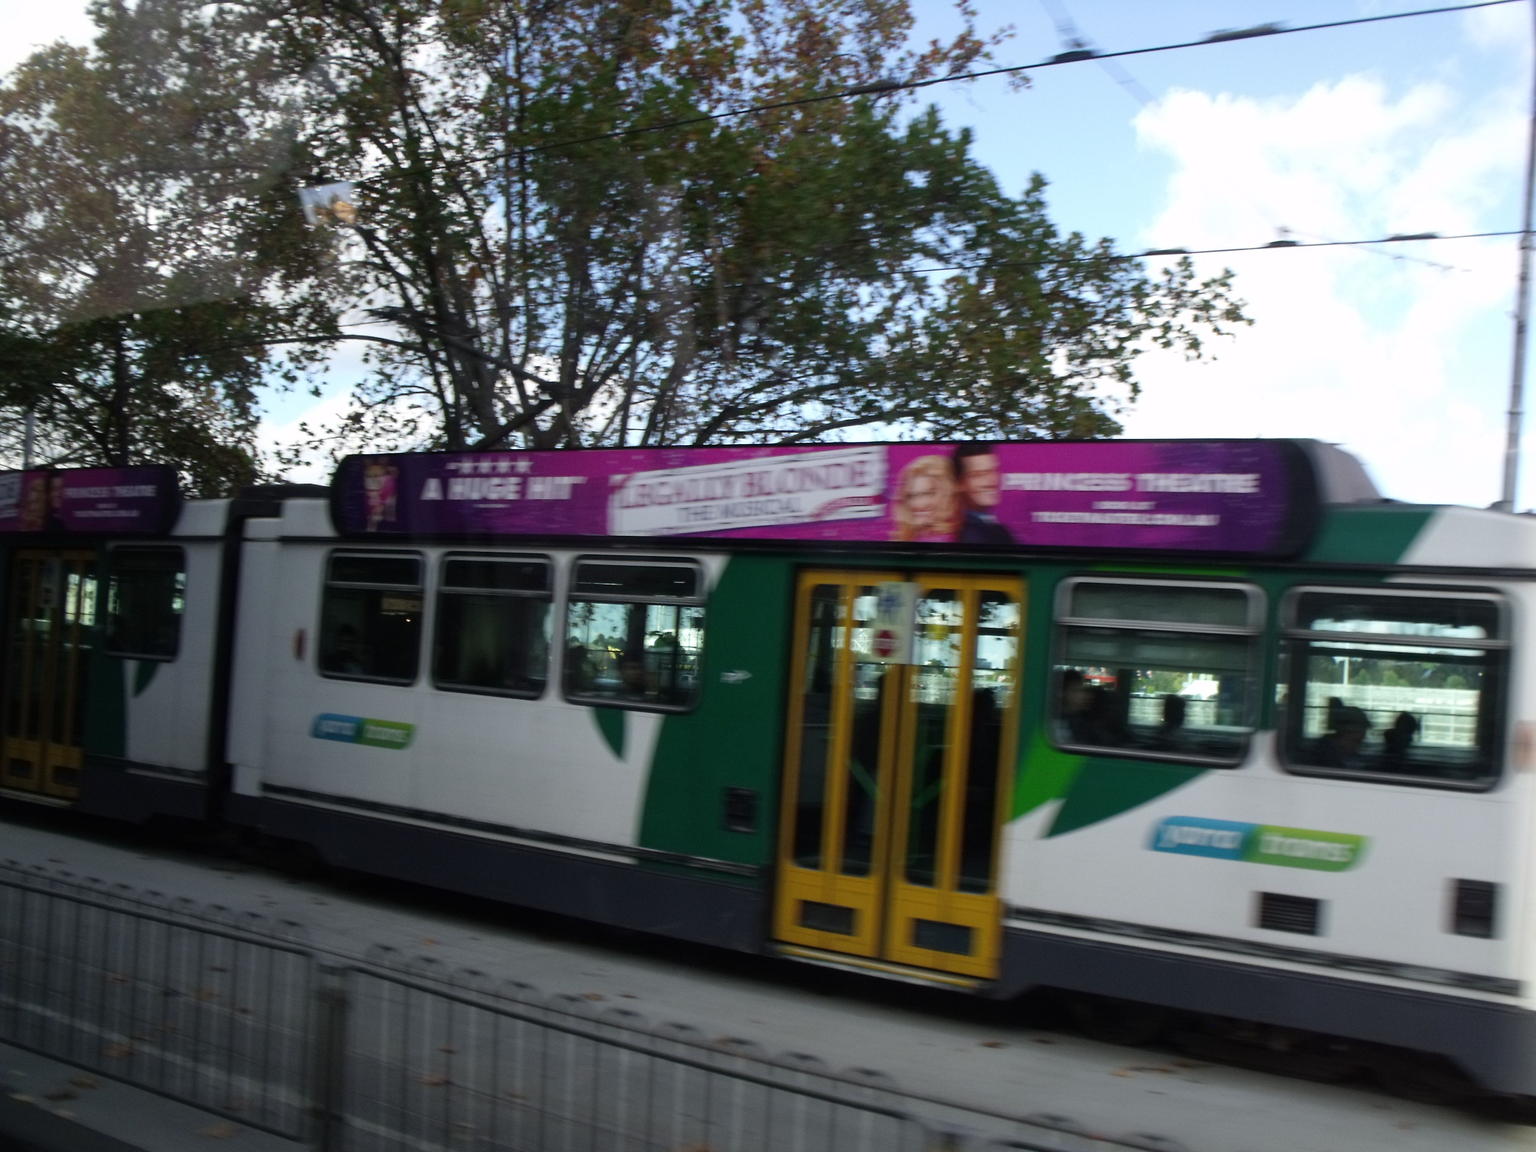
3, 0, 1533, 510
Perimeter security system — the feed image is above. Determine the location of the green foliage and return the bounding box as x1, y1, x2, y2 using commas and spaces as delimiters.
5, 0, 1251, 475
1137, 669, 1186, 696
249, 0, 1248, 458
0, 5, 333, 493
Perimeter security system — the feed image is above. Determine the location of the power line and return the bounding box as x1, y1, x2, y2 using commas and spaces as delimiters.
25, 221, 1513, 359
945, 1, 1518, 85
1036, 0, 1157, 108
902, 229, 1525, 279
337, 0, 1520, 190
183, 224, 1520, 378
298, 227, 1523, 341
1025, 3, 1496, 278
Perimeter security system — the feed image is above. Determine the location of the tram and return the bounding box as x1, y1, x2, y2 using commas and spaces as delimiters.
2, 439, 1533, 1095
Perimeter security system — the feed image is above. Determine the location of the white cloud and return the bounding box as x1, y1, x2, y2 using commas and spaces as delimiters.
258, 338, 376, 483
1465, 2, 1529, 53
0, 7, 94, 75
1122, 59, 1531, 510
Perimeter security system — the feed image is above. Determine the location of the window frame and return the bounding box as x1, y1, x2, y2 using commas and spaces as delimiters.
1279, 584, 1508, 791
1050, 575, 1266, 765
318, 549, 425, 685
431, 552, 552, 699
102, 545, 186, 661
561, 555, 706, 713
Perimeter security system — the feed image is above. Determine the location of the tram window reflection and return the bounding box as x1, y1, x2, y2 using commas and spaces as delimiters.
1281, 589, 1505, 788
319, 551, 423, 684
1051, 578, 1261, 764
563, 558, 704, 711
433, 555, 550, 697
104, 547, 183, 660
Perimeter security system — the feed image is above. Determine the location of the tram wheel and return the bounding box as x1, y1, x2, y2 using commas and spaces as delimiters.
1066, 994, 1171, 1046
1370, 1048, 1478, 1105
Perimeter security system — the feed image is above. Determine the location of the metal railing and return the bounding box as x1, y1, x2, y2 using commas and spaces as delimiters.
0, 861, 314, 1139
0, 860, 1192, 1152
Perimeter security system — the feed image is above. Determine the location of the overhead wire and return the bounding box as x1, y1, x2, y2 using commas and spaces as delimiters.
291, 227, 1522, 345
332, 0, 1520, 190
1029, 0, 1490, 277
249, 1, 1535, 356
1035, 0, 1158, 108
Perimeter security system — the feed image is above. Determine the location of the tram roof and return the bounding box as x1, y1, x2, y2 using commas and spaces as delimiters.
11, 443, 1531, 571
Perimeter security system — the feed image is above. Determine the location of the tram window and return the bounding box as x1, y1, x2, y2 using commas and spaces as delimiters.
319, 551, 423, 684
104, 547, 184, 660
1281, 589, 1505, 788
564, 559, 704, 710
1050, 578, 1261, 763
433, 555, 551, 697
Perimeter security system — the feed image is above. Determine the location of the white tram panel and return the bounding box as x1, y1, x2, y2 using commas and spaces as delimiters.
1396, 509, 1536, 996
1000, 564, 1532, 990
226, 497, 724, 852
111, 500, 229, 779
1000, 746, 1518, 981
1491, 578, 1536, 1001
225, 529, 280, 797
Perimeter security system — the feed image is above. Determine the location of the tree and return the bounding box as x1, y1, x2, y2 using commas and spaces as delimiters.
0, 9, 333, 494
242, 0, 1247, 459
6, 0, 1250, 476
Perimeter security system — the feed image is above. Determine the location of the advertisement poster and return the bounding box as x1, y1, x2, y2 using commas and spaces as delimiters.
332, 440, 1315, 557
0, 467, 182, 535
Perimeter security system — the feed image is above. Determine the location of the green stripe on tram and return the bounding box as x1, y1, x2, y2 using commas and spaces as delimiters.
1303, 505, 1434, 565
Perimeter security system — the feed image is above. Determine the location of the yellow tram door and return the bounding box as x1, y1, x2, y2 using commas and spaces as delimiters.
1, 550, 97, 800
774, 571, 1022, 983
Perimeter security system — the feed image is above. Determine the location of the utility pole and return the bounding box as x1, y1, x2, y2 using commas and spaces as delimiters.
1499, 0, 1536, 512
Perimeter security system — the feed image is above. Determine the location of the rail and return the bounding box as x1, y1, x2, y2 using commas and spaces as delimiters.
0, 860, 1194, 1151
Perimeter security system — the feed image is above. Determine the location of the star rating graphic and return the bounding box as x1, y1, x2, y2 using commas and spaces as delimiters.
442, 455, 532, 475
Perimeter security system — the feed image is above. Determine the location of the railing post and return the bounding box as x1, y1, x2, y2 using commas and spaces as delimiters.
310, 964, 350, 1152
925, 1121, 979, 1151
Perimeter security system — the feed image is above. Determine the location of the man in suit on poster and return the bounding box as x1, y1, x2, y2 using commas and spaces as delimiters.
952, 443, 1014, 545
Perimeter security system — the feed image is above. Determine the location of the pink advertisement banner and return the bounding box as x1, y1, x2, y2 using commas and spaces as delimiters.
332, 440, 1315, 556
0, 467, 181, 535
